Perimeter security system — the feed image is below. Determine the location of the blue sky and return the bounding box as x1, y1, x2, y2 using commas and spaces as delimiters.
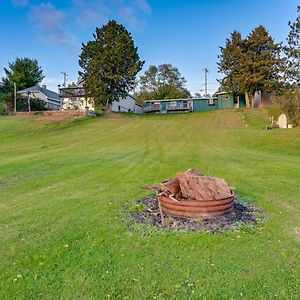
0, 0, 299, 95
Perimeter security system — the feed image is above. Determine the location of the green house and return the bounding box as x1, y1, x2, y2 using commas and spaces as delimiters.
192, 97, 218, 112
144, 99, 192, 113
143, 93, 246, 114
215, 92, 246, 109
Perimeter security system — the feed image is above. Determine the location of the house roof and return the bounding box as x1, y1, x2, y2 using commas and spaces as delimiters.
145, 97, 213, 103
214, 91, 232, 96
18, 85, 60, 102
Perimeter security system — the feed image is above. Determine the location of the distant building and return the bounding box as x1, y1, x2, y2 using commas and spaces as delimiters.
18, 85, 60, 110
59, 79, 142, 114
143, 93, 246, 114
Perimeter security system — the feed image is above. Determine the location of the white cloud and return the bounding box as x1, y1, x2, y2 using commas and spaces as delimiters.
72, 0, 151, 30
31, 3, 64, 30
12, 0, 151, 51
73, 0, 109, 27
11, 0, 29, 7
132, 0, 152, 14
30, 3, 78, 52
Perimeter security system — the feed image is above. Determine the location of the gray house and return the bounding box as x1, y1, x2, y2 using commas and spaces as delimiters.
18, 85, 61, 110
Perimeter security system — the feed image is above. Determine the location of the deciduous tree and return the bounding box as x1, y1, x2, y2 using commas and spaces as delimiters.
136, 64, 191, 103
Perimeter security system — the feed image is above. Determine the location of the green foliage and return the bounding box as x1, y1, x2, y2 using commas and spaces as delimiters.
218, 31, 245, 95
218, 26, 285, 106
79, 20, 144, 110
0, 94, 7, 115
273, 87, 300, 126
0, 57, 44, 94
136, 64, 191, 103
285, 6, 300, 83
16, 94, 46, 112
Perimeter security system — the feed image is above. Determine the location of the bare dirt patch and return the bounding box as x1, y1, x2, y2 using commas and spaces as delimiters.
31, 115, 83, 123
130, 196, 263, 233
292, 227, 300, 242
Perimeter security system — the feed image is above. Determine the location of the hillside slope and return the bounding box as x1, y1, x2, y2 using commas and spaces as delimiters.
0, 110, 299, 299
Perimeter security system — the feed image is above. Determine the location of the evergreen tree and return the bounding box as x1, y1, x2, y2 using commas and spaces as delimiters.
285, 6, 300, 83
218, 31, 245, 95
218, 26, 284, 106
136, 64, 191, 103
79, 20, 144, 110
0, 57, 44, 94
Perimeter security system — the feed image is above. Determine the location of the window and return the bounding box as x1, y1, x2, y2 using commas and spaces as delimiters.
208, 98, 215, 106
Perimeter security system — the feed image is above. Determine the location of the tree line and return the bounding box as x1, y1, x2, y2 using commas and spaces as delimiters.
1, 6, 300, 124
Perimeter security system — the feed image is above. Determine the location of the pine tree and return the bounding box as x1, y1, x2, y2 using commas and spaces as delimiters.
218, 26, 284, 106
0, 57, 44, 94
285, 6, 300, 83
218, 31, 245, 95
243, 26, 284, 101
79, 20, 144, 111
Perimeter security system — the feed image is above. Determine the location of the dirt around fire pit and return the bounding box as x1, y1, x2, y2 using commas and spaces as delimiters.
129, 196, 264, 233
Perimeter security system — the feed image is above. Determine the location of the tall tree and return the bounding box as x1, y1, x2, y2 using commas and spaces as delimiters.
285, 6, 300, 83
0, 57, 44, 94
218, 31, 245, 95
79, 20, 144, 110
136, 64, 191, 103
218, 26, 284, 106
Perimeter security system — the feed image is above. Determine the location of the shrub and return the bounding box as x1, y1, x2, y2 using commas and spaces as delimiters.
16, 94, 46, 112
273, 88, 300, 127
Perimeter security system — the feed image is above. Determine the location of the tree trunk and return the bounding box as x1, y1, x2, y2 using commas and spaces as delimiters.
245, 92, 253, 108
105, 99, 112, 112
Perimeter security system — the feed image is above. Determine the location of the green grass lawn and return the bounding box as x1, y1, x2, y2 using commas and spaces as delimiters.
0, 109, 299, 299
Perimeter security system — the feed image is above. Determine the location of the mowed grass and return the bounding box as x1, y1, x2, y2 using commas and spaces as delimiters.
0, 109, 299, 299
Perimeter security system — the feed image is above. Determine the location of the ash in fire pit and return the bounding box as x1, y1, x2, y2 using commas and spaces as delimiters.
130, 196, 263, 233
131, 169, 263, 233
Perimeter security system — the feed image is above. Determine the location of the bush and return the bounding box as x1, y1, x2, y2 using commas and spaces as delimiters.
0, 93, 9, 115
273, 88, 300, 127
16, 95, 46, 112
0, 100, 6, 115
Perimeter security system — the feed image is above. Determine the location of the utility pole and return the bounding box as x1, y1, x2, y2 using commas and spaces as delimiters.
13, 82, 17, 112
26, 91, 31, 112
61, 71, 68, 87
204, 68, 209, 97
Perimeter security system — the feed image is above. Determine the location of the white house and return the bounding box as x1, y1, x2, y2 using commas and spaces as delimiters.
18, 85, 60, 110
111, 95, 142, 114
59, 79, 142, 113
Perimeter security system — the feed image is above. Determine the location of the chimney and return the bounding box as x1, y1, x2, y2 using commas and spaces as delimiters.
42, 85, 46, 89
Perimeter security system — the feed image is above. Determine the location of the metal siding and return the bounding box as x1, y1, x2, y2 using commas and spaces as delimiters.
192, 99, 218, 112
217, 94, 234, 109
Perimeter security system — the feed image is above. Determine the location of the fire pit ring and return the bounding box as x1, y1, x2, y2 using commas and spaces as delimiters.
144, 169, 236, 219
159, 193, 235, 218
